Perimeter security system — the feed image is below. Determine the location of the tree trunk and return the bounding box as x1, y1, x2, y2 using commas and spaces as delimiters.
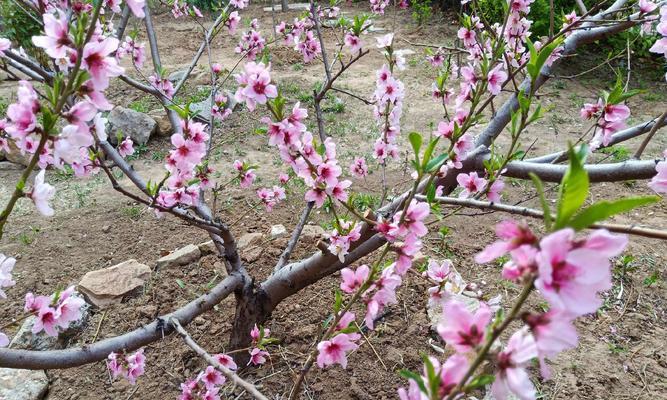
228, 280, 270, 366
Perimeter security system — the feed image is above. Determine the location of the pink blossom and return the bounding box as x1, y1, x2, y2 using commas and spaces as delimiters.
603, 103, 630, 122
394, 234, 422, 274
453, 133, 473, 157
118, 137, 135, 158
491, 329, 538, 400
0, 38, 10, 55
437, 300, 491, 353
639, 0, 658, 13
649, 37, 667, 57
33, 303, 59, 336
125, 348, 146, 384
375, 33, 394, 48
198, 366, 225, 389
304, 187, 327, 207
235, 62, 277, 111
425, 259, 452, 283
649, 160, 667, 193
475, 220, 537, 264
344, 33, 362, 53
336, 312, 356, 331
32, 12, 72, 59
364, 265, 402, 329
434, 120, 454, 139
501, 244, 538, 282
525, 310, 578, 378
0, 254, 16, 299
456, 171, 487, 199
340, 265, 370, 293
487, 64, 508, 95
487, 178, 505, 202
247, 348, 269, 365
226, 11, 241, 34
126, 0, 146, 18
580, 100, 602, 119
391, 199, 430, 238
399, 354, 470, 399
349, 157, 368, 177
213, 353, 238, 371
82, 38, 124, 90
535, 229, 627, 316
29, 170, 55, 217
316, 332, 360, 369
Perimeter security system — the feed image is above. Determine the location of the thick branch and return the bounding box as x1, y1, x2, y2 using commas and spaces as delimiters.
170, 318, 269, 400
416, 195, 667, 240
0, 274, 242, 369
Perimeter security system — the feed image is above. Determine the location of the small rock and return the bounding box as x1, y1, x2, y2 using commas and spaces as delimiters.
78, 260, 151, 308
237, 233, 263, 249
0, 368, 49, 400
198, 240, 217, 256
168, 69, 189, 82
301, 225, 326, 241
0, 141, 31, 166
394, 49, 416, 56
147, 109, 173, 136
270, 224, 287, 239
136, 305, 158, 319
241, 246, 262, 263
101, 225, 111, 233
189, 93, 213, 122
262, 2, 310, 11
156, 244, 201, 269
0, 161, 23, 170
107, 107, 157, 145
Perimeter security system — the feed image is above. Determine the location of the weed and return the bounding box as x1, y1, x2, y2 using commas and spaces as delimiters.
599, 145, 630, 162
128, 98, 152, 113
127, 143, 149, 161
122, 206, 142, 220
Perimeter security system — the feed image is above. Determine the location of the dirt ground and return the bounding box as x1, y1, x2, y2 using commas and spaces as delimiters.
1, 2, 667, 399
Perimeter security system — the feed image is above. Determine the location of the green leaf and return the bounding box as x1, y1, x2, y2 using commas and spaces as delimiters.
421, 354, 440, 397
529, 173, 552, 231
421, 137, 439, 171
466, 374, 495, 390
568, 196, 660, 231
408, 131, 423, 167
398, 370, 427, 394
425, 153, 449, 172
555, 144, 589, 230
333, 289, 343, 314
175, 279, 186, 289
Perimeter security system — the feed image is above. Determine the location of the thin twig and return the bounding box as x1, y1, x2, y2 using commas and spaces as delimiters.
170, 318, 270, 400
633, 109, 667, 159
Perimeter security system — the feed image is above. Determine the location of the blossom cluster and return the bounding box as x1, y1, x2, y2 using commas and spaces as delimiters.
400, 221, 628, 400
235, 19, 266, 61
179, 354, 237, 400
156, 119, 211, 209
275, 16, 322, 63
107, 349, 146, 385
580, 99, 631, 149
316, 311, 360, 369
372, 35, 405, 163
24, 286, 86, 337
117, 36, 146, 69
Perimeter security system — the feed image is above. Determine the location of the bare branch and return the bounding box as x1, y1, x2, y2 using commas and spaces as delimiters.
275, 202, 314, 271
170, 318, 270, 400
416, 195, 667, 240
525, 117, 667, 163
0, 274, 242, 369
502, 158, 659, 182
633, 109, 667, 159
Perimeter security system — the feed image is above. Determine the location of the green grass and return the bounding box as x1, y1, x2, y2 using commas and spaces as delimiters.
128, 98, 152, 113
122, 206, 142, 220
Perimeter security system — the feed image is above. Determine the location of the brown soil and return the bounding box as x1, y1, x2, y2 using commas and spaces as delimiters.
1, 2, 667, 400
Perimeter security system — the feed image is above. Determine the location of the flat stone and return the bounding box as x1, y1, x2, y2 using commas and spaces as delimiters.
168, 69, 189, 82
241, 246, 262, 263
270, 224, 287, 239
10, 294, 90, 351
78, 260, 151, 308
0, 368, 48, 400
263, 3, 310, 11
0, 140, 31, 166
190, 93, 213, 122
198, 240, 217, 256
156, 244, 201, 269
301, 225, 326, 241
237, 233, 263, 249
107, 107, 157, 145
